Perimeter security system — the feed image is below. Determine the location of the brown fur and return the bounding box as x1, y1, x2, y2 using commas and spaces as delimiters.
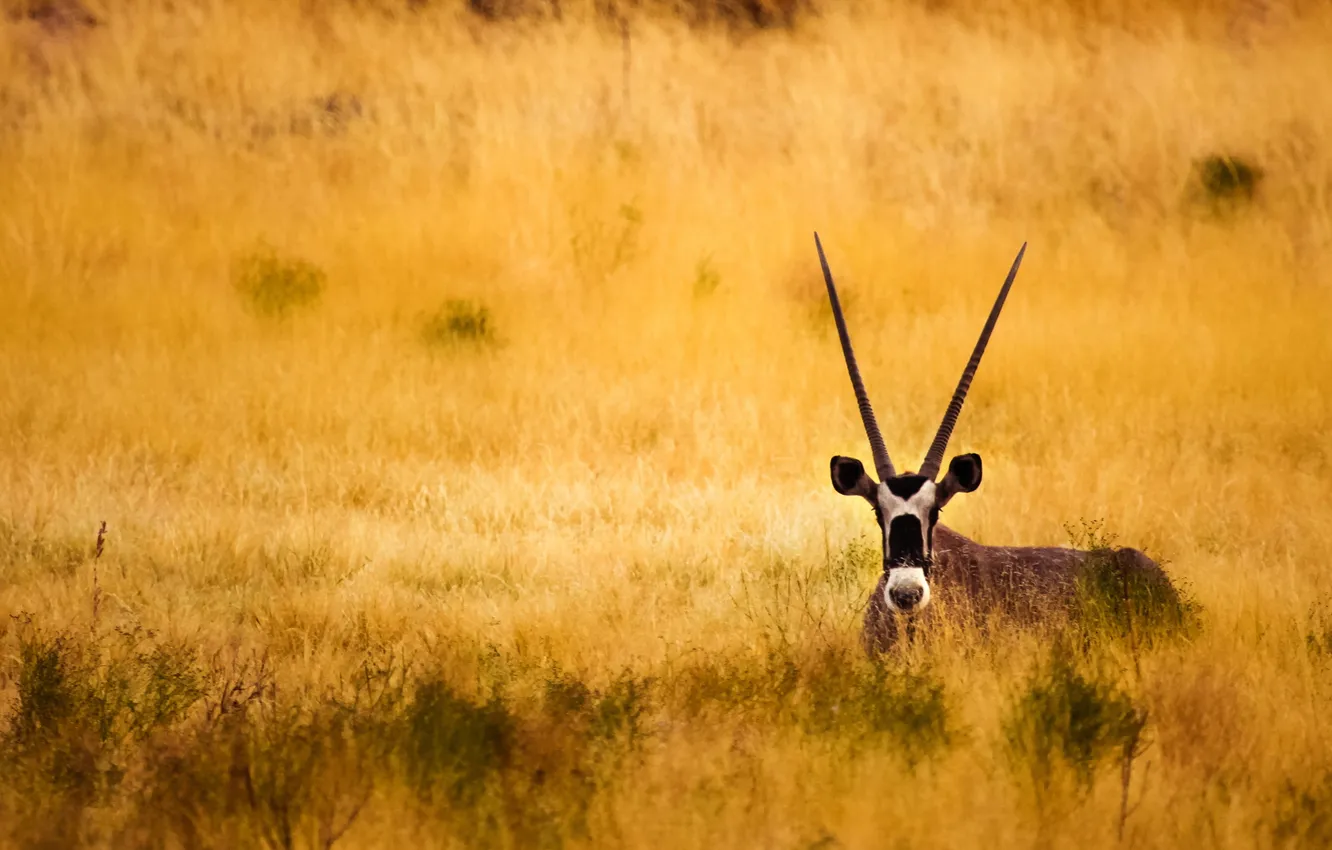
861, 524, 1176, 654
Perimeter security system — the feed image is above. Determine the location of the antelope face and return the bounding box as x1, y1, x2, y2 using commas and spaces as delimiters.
830, 453, 983, 614
813, 232, 1024, 618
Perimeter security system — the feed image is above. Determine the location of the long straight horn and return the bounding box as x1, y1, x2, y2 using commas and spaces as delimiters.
815, 233, 895, 482
919, 243, 1027, 480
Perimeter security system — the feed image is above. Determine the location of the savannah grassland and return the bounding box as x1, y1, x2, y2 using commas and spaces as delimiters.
2, 0, 1332, 847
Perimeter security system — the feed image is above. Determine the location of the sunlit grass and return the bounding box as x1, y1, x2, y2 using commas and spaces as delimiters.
1, 0, 1331, 847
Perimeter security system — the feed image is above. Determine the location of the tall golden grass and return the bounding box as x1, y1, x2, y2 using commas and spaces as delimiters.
2, 1, 1331, 847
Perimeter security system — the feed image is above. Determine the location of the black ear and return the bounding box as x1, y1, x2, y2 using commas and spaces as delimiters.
936, 453, 982, 506
830, 456, 878, 501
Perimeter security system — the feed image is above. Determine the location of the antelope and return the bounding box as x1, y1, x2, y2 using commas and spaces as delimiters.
814, 235, 1181, 653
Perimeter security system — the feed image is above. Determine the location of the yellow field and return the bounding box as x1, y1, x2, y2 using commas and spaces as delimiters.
2, 1, 1332, 847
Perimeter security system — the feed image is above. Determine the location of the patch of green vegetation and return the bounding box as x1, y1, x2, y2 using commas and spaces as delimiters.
1188, 154, 1263, 218
0, 519, 91, 577
674, 648, 953, 767
1003, 643, 1147, 793
0, 620, 1172, 846
570, 200, 644, 284
0, 630, 663, 847
2, 622, 208, 846
692, 254, 721, 299
732, 545, 875, 652
674, 651, 799, 719
420, 299, 496, 348
133, 687, 376, 849
1306, 596, 1332, 659
232, 243, 326, 318
1063, 519, 1202, 647
798, 651, 953, 767
404, 678, 515, 805
1272, 774, 1332, 848
835, 533, 880, 588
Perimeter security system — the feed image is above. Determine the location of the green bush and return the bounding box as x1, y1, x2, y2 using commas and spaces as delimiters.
1306, 596, 1332, 659
675, 648, 953, 767
1272, 775, 1332, 848
1003, 644, 1147, 792
0, 624, 960, 846
403, 678, 516, 805
545, 669, 654, 748
232, 245, 326, 317
3, 623, 207, 836
1073, 551, 1202, 646
692, 255, 722, 299
1065, 520, 1202, 646
1189, 154, 1263, 218
798, 650, 953, 766
420, 299, 496, 348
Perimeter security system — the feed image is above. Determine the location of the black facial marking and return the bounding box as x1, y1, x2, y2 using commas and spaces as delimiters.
885, 475, 929, 499
888, 515, 926, 565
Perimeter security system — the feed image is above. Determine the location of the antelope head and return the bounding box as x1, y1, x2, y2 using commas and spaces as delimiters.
817, 234, 1026, 615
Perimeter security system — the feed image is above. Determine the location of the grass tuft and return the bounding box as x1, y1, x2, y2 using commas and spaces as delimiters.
1065, 520, 1203, 646
420, 299, 497, 348
1003, 643, 1147, 794
232, 244, 327, 318
1188, 154, 1264, 218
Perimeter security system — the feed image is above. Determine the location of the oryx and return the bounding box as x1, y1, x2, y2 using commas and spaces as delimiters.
814, 235, 1181, 652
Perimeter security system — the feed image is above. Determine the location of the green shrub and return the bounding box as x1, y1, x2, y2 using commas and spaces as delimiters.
545, 670, 654, 748
0, 519, 90, 577
692, 255, 721, 299
9, 633, 80, 747
1065, 520, 1202, 646
7, 627, 205, 754
674, 648, 952, 767
1073, 551, 1202, 646
1003, 644, 1147, 792
403, 678, 516, 805
1272, 774, 1332, 848
233, 244, 326, 317
420, 299, 496, 348
798, 650, 953, 766
3, 624, 208, 828
1307, 596, 1332, 659
1189, 154, 1263, 217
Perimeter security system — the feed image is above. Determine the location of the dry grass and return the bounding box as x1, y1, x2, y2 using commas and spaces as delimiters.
2, 0, 1332, 847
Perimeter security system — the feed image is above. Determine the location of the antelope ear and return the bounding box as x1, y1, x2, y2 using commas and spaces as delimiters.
830, 456, 878, 502
936, 453, 982, 507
